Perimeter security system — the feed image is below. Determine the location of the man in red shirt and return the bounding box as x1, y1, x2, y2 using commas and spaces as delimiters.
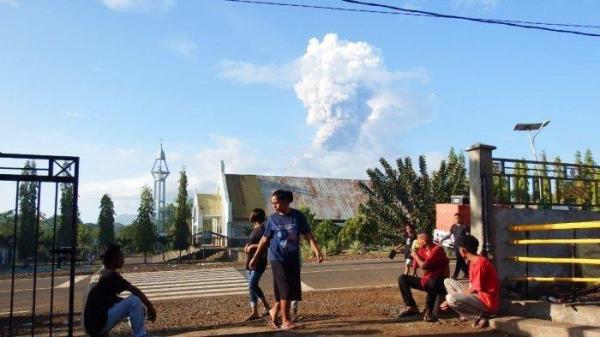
441, 234, 500, 328
397, 231, 449, 322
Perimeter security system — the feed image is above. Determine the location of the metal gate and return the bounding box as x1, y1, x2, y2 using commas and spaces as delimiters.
0, 153, 79, 337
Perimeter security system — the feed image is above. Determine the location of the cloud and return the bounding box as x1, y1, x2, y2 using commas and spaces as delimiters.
165, 37, 198, 60
454, 0, 498, 10
293, 33, 432, 151
99, 0, 174, 12
0, 0, 20, 7
61, 112, 87, 118
219, 60, 299, 87
221, 33, 434, 152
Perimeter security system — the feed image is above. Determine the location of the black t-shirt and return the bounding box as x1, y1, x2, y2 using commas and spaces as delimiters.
450, 223, 469, 248
83, 269, 131, 336
246, 225, 268, 272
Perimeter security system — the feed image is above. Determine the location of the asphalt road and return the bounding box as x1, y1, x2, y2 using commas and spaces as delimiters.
1, 258, 457, 317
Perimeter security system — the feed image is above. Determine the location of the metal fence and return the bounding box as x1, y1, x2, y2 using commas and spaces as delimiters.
0, 153, 79, 337
492, 157, 600, 209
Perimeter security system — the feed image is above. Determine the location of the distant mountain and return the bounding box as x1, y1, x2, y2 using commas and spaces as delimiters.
114, 214, 136, 225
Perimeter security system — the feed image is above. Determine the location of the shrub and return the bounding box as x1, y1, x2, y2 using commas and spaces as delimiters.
348, 240, 365, 255
324, 239, 341, 256
314, 220, 341, 245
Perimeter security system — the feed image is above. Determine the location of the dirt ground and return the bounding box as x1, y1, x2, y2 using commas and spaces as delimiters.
4, 286, 515, 337
106, 287, 512, 337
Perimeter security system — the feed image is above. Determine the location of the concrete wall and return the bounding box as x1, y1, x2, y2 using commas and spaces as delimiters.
492, 207, 600, 283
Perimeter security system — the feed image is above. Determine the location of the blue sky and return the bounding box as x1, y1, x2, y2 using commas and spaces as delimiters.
1, 0, 599, 222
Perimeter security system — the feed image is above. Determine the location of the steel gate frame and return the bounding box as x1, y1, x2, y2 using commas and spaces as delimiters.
0, 153, 79, 337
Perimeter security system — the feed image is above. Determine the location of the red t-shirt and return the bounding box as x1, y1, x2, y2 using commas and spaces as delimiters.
414, 244, 450, 288
469, 256, 500, 313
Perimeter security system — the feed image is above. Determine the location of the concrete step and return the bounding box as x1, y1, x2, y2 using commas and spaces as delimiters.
506, 300, 600, 327
491, 316, 600, 337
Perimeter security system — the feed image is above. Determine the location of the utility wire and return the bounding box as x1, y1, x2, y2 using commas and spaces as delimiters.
342, 0, 600, 37
223, 0, 430, 17
223, 0, 600, 37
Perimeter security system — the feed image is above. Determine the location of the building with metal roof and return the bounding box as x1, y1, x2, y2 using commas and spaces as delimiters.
192, 161, 367, 247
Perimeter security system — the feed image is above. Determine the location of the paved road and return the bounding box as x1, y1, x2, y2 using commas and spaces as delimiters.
1, 258, 457, 316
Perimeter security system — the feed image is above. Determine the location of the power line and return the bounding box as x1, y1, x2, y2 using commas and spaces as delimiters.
223, 0, 600, 37
341, 0, 600, 37
223, 0, 430, 17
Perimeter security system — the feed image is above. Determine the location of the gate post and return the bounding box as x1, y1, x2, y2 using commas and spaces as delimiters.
466, 143, 496, 257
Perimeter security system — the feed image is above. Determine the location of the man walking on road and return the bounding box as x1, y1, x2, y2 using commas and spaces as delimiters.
440, 213, 469, 279
397, 231, 449, 322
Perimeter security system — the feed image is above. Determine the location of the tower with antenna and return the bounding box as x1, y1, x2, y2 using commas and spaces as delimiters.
151, 140, 170, 231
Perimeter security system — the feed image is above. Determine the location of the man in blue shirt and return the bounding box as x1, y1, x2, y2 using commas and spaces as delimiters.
250, 189, 324, 330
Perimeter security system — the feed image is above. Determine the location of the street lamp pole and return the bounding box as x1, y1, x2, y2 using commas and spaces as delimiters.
514, 120, 551, 202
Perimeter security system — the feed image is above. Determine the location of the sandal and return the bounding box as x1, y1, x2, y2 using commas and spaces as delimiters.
245, 313, 260, 321
473, 314, 490, 328
264, 309, 279, 329
398, 306, 420, 318
280, 321, 296, 330
423, 310, 437, 322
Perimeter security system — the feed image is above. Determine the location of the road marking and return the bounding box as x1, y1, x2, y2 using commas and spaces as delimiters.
0, 310, 31, 316
120, 268, 249, 302
56, 275, 87, 288
301, 281, 314, 291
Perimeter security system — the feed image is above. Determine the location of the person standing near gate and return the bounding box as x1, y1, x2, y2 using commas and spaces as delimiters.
440, 213, 469, 279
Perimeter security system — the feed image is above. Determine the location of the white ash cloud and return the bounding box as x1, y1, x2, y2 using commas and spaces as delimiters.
222, 33, 433, 151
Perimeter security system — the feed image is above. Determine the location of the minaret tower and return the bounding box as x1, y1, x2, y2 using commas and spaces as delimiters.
151, 140, 170, 230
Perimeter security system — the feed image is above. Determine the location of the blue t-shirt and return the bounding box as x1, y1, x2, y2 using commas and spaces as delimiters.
264, 209, 311, 262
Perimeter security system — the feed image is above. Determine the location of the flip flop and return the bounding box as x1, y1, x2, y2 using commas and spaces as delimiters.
280, 321, 296, 330
264, 312, 278, 329
245, 313, 260, 321
397, 306, 420, 318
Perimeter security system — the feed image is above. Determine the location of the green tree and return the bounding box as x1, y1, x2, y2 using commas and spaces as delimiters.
512, 160, 530, 204
583, 149, 597, 209
97, 194, 116, 249
298, 206, 317, 229
173, 170, 191, 259
539, 152, 552, 205
0, 211, 15, 248
359, 155, 437, 241
116, 223, 137, 255
56, 163, 80, 249
553, 156, 565, 204
338, 211, 377, 247
135, 186, 156, 263
313, 220, 340, 245
18, 161, 38, 261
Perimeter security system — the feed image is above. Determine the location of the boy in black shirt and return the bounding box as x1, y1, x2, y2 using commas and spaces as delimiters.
83, 244, 157, 337
244, 208, 270, 320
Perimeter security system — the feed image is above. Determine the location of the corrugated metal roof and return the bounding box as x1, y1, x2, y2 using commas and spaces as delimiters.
225, 174, 367, 221
196, 193, 222, 217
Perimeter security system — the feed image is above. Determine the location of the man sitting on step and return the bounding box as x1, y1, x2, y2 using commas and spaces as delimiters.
441, 235, 500, 328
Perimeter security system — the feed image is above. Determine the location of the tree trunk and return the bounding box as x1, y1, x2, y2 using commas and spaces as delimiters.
144, 251, 147, 264
178, 250, 181, 262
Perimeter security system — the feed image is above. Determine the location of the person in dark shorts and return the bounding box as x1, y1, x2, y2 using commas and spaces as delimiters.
250, 189, 324, 330
244, 208, 271, 321
440, 213, 470, 279
83, 244, 157, 337
397, 231, 449, 322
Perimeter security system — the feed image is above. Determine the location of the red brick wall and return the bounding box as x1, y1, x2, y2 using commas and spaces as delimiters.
435, 204, 471, 232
